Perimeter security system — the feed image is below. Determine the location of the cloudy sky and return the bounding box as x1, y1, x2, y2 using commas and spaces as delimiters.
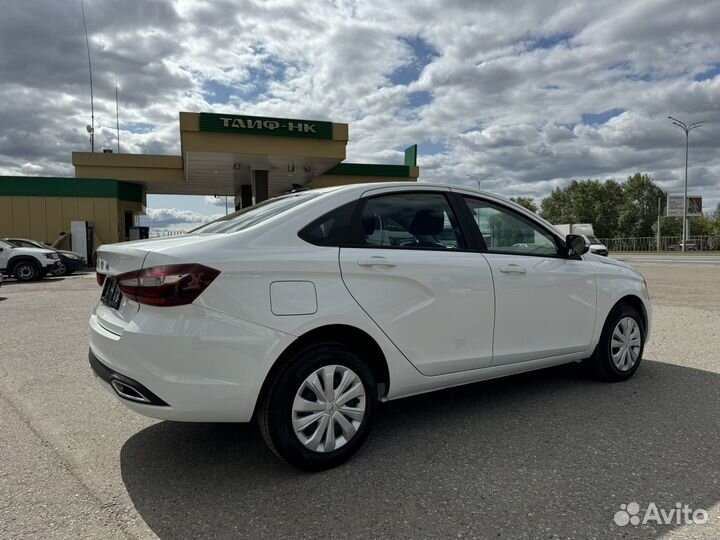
1, 0, 718, 229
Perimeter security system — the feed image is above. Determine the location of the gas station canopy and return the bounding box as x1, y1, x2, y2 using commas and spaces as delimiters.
72, 112, 419, 205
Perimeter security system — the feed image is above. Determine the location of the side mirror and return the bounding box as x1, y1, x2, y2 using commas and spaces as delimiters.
565, 234, 590, 257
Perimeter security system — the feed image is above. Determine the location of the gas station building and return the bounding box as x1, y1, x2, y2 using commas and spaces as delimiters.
0, 112, 419, 247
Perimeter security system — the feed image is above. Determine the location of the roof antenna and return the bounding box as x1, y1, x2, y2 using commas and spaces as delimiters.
81, 0, 95, 152
115, 73, 120, 153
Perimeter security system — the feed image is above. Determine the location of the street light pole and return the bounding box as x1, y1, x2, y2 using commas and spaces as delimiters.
668, 116, 705, 252
466, 174, 492, 190
657, 196, 661, 252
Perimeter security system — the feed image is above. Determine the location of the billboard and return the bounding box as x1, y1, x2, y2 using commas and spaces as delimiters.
667, 196, 703, 217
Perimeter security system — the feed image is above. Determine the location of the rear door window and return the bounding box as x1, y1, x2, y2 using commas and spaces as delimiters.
355, 192, 465, 250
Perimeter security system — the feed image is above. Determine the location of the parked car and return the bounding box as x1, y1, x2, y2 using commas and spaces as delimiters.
667, 241, 697, 251
0, 239, 60, 281
90, 183, 652, 470
4, 238, 85, 276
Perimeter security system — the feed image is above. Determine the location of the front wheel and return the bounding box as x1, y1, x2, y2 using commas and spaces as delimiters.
584, 304, 645, 381
50, 262, 67, 276
258, 344, 377, 471
13, 261, 41, 282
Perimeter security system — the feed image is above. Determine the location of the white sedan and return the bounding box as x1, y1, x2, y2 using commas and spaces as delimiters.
90, 183, 651, 470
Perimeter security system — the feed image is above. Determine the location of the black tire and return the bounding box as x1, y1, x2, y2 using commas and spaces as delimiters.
50, 262, 67, 276
584, 304, 645, 382
258, 343, 377, 471
12, 260, 41, 282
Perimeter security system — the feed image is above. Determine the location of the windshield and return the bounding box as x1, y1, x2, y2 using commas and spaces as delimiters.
0, 240, 13, 249
191, 191, 322, 234
585, 235, 601, 244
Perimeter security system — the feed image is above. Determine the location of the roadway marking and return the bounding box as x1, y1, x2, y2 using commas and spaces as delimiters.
615, 256, 720, 266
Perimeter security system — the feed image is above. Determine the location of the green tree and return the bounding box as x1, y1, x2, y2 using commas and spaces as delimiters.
617, 173, 665, 237
653, 202, 720, 239
713, 202, 720, 221
655, 217, 682, 237
710, 203, 720, 236
540, 179, 623, 238
689, 215, 715, 236
540, 186, 572, 224
540, 174, 674, 239
510, 196, 538, 213
710, 204, 720, 249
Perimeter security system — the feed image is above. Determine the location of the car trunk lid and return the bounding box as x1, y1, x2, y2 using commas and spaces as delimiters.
94, 235, 221, 335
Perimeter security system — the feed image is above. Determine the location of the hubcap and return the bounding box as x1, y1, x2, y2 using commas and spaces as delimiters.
17, 264, 34, 279
291, 365, 366, 453
610, 317, 642, 371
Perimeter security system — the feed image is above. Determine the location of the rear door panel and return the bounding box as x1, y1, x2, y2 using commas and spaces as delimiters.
340, 249, 494, 375
338, 190, 495, 376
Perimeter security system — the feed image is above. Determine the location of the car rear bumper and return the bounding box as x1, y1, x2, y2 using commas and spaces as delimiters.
89, 350, 170, 406
88, 304, 293, 422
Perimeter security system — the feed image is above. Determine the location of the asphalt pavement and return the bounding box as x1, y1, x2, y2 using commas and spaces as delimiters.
0, 266, 718, 539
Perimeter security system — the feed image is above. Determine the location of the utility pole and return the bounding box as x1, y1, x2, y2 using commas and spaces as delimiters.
81, 0, 95, 152
657, 196, 661, 252
115, 74, 120, 153
668, 116, 706, 251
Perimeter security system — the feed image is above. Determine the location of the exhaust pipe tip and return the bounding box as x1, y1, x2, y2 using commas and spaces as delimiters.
111, 379, 151, 403
89, 350, 169, 406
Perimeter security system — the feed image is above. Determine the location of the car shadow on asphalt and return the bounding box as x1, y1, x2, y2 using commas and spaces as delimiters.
120, 360, 720, 540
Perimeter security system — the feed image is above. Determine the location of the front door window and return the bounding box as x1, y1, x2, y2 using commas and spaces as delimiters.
463, 198, 558, 257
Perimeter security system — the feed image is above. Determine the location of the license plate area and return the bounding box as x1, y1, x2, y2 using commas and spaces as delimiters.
101, 276, 123, 310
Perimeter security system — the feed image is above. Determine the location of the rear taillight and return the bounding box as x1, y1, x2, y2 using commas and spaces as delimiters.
116, 264, 220, 307
96, 273, 106, 286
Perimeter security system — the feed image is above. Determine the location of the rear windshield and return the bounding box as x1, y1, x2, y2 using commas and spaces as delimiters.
191, 191, 322, 234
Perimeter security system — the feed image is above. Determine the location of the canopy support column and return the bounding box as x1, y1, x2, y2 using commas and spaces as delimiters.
253, 170, 269, 204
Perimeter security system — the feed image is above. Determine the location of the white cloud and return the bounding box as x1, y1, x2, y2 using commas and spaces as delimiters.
1, 0, 718, 212
204, 195, 232, 208
139, 208, 222, 230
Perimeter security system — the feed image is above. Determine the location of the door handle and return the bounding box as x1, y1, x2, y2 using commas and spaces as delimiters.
357, 256, 396, 268
499, 264, 527, 274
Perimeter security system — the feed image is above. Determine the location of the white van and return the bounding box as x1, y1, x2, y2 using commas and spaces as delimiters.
554, 224, 609, 256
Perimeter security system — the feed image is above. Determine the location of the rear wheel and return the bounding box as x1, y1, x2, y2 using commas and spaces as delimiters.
585, 304, 645, 381
258, 343, 377, 470
13, 260, 41, 282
